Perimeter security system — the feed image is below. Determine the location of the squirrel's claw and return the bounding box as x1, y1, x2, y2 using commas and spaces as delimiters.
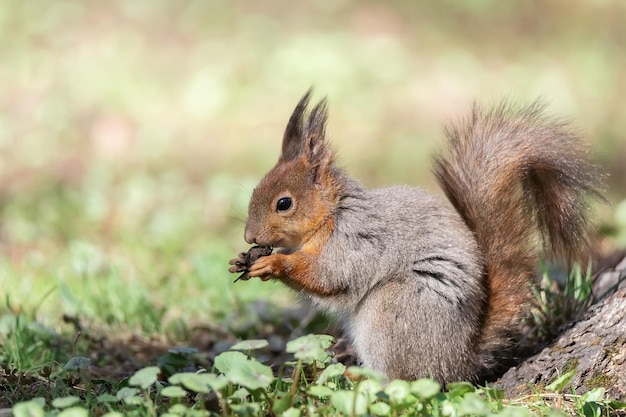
228, 253, 247, 266
228, 256, 248, 273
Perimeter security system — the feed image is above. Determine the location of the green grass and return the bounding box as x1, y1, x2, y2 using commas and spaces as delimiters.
1, 0, 626, 414
6, 333, 626, 416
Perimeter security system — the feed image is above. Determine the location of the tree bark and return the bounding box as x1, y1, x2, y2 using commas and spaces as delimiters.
497, 257, 626, 401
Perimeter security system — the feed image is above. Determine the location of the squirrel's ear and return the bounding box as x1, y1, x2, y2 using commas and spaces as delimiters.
305, 98, 333, 182
280, 90, 312, 162
280, 89, 328, 155
280, 90, 333, 181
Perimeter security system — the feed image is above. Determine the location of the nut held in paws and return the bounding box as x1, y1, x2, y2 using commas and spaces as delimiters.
233, 246, 273, 282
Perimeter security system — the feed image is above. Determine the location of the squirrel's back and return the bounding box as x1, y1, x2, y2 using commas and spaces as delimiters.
433, 101, 602, 376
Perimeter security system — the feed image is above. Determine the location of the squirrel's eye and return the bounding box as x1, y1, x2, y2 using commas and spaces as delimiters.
276, 197, 292, 212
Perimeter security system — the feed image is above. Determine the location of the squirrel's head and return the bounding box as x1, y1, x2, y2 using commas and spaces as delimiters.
244, 90, 339, 250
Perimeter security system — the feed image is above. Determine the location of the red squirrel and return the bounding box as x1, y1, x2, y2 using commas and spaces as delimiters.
229, 91, 602, 384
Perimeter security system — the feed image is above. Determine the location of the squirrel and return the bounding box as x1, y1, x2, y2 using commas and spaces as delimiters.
229, 90, 602, 384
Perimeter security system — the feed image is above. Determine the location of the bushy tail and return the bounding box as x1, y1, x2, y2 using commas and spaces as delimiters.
432, 101, 603, 373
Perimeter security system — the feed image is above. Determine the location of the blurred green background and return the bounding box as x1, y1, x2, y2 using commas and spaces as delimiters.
1, 1, 625, 335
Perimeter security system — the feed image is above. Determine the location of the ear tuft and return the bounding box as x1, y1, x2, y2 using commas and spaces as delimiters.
280, 89, 330, 165
306, 97, 328, 147
281, 89, 312, 161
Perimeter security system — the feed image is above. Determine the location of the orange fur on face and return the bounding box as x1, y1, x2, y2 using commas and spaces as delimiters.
245, 156, 334, 250
244, 153, 344, 296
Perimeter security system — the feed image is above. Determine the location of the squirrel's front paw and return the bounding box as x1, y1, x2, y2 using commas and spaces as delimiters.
229, 246, 273, 281
228, 253, 248, 273
247, 254, 283, 281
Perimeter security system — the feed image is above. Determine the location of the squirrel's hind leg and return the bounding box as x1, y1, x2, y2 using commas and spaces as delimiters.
349, 279, 481, 384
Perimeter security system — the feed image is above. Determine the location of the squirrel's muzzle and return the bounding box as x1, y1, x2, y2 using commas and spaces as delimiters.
244, 225, 257, 245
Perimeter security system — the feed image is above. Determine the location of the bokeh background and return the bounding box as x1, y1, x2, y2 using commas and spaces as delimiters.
1, 1, 625, 336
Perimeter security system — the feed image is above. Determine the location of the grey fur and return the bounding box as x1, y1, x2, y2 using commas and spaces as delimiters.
310, 183, 485, 382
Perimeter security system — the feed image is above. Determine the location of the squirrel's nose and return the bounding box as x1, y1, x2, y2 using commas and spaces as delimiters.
244, 227, 256, 245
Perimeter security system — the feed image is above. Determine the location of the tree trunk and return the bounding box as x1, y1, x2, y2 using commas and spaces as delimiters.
497, 257, 626, 401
